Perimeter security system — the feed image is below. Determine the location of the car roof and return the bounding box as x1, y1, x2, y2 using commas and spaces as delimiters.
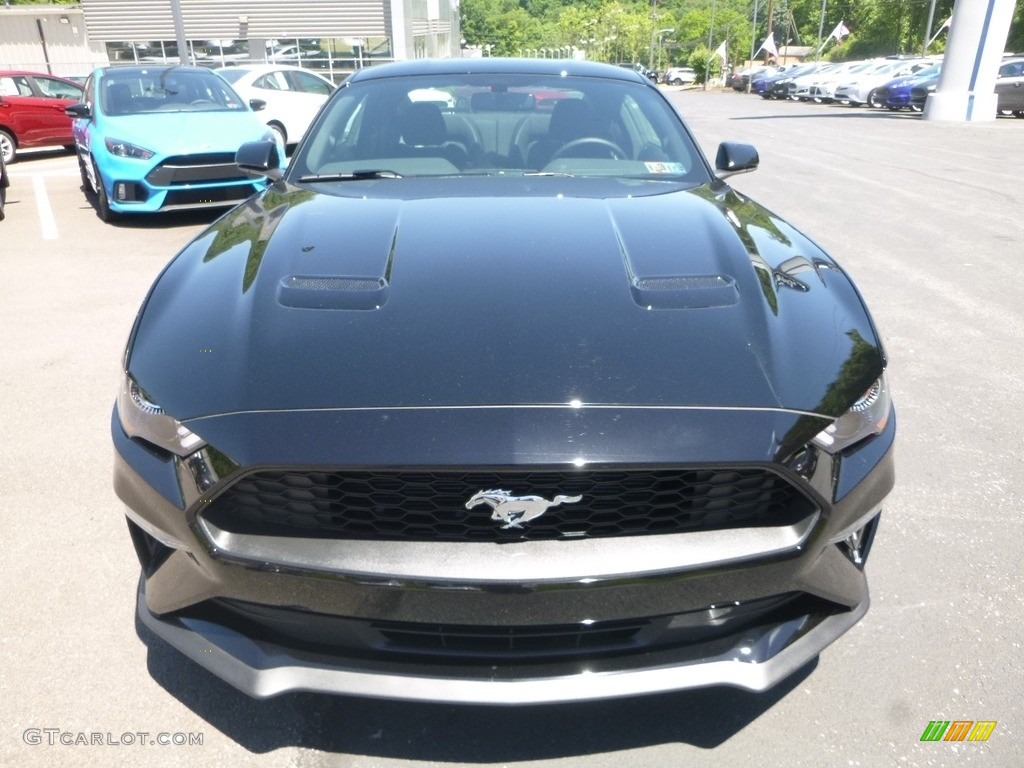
347, 58, 647, 84
0, 70, 81, 83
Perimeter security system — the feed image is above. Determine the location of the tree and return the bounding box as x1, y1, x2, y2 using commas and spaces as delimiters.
459, 0, 1020, 63
461, 0, 541, 56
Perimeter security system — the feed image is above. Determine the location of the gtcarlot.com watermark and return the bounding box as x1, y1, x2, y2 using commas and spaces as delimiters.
24, 729, 203, 747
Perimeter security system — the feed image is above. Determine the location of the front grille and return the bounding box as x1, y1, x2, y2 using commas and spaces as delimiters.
200, 467, 816, 542
373, 617, 650, 656
199, 591, 834, 663
146, 153, 248, 186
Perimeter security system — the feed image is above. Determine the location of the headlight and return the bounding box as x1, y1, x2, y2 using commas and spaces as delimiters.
105, 138, 155, 160
117, 373, 206, 456
812, 375, 891, 454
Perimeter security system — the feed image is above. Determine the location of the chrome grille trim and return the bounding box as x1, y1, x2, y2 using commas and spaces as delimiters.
197, 511, 819, 582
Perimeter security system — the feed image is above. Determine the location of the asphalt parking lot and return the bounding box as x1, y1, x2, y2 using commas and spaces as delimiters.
1, 91, 1021, 768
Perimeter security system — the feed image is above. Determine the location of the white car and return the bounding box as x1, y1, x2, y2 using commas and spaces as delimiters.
215, 64, 335, 146
793, 60, 876, 102
834, 59, 936, 107
663, 67, 697, 85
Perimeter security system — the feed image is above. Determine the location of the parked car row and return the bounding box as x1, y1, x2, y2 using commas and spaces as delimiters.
730, 64, 789, 92
751, 57, 938, 105
738, 54, 1024, 117
1, 64, 336, 166
1, 63, 337, 222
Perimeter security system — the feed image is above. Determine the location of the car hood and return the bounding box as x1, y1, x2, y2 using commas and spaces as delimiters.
100, 111, 271, 152
907, 72, 941, 87
128, 180, 883, 427
883, 75, 919, 89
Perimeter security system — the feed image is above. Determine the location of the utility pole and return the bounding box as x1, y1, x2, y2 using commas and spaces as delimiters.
922, 0, 938, 55
170, 0, 189, 65
815, 0, 826, 62
704, 0, 717, 91
747, 0, 759, 93
648, 0, 657, 69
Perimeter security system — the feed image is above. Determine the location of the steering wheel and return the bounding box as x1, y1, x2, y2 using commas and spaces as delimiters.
549, 137, 626, 162
190, 99, 215, 106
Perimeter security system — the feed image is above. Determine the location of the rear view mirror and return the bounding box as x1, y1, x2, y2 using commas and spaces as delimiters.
715, 142, 759, 177
65, 103, 91, 119
236, 140, 283, 181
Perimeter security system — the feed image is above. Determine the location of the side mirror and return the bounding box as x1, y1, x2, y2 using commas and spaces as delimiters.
715, 142, 759, 177
249, 98, 266, 112
236, 140, 284, 181
65, 102, 92, 119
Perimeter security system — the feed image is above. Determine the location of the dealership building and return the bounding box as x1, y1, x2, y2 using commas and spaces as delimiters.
0, 0, 460, 80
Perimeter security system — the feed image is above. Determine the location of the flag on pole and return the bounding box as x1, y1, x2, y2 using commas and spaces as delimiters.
714, 40, 728, 68
756, 32, 779, 60
926, 15, 952, 48
829, 21, 851, 42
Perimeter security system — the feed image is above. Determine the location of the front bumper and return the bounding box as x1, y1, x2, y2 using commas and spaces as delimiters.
834, 87, 866, 104
137, 576, 869, 702
116, 406, 895, 702
885, 91, 912, 108
96, 152, 264, 214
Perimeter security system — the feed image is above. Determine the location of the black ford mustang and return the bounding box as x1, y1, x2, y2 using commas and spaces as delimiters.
114, 59, 894, 703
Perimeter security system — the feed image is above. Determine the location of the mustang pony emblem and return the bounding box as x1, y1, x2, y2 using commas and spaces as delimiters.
465, 489, 583, 529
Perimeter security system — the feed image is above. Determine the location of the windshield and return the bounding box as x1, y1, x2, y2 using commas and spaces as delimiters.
912, 63, 941, 80
100, 67, 249, 116
291, 73, 709, 183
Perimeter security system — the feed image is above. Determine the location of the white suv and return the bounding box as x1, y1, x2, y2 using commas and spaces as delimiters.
664, 67, 697, 85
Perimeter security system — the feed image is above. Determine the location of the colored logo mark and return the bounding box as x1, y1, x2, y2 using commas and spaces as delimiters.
920, 720, 997, 742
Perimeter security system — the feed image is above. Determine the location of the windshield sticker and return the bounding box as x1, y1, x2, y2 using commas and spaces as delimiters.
644, 162, 686, 174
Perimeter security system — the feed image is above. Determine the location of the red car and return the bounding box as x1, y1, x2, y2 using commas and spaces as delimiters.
0, 71, 83, 163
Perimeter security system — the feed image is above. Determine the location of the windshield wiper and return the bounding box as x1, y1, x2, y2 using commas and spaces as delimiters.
297, 170, 403, 182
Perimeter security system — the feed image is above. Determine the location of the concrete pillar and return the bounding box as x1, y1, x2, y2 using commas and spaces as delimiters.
390, 0, 409, 61
924, 0, 1016, 122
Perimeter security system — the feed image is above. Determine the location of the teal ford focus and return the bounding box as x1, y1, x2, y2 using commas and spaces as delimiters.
67, 66, 283, 222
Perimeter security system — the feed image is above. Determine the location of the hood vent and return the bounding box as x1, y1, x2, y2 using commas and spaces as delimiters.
631, 275, 738, 310
278, 276, 389, 310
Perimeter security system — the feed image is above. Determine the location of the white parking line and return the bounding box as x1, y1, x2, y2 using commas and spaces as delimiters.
9, 164, 79, 178
32, 174, 59, 240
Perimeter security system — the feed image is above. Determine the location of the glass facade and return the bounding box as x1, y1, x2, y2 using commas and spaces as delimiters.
104, 37, 396, 83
